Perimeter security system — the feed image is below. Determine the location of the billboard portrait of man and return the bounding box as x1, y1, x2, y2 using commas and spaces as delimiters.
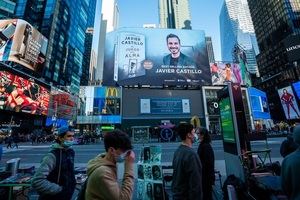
163, 33, 195, 67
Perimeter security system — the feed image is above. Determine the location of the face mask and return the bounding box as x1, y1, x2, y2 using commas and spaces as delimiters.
63, 140, 74, 147
116, 150, 130, 163
193, 133, 199, 144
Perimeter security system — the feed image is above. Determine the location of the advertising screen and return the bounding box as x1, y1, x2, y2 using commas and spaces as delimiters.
278, 86, 300, 120
47, 88, 78, 120
292, 81, 300, 99
103, 27, 211, 86
0, 70, 50, 115
0, 19, 48, 73
140, 98, 190, 114
77, 86, 121, 124
210, 62, 243, 85
248, 87, 271, 120
219, 97, 235, 143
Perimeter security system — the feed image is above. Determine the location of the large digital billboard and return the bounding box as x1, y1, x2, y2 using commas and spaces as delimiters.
103, 28, 211, 86
0, 19, 48, 73
47, 88, 78, 120
0, 70, 50, 115
248, 87, 271, 120
210, 62, 243, 85
77, 86, 121, 124
278, 86, 300, 120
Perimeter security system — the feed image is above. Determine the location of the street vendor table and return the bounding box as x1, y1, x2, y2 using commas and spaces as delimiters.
0, 173, 32, 200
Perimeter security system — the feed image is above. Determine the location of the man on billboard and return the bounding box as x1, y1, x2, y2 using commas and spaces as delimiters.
163, 34, 195, 67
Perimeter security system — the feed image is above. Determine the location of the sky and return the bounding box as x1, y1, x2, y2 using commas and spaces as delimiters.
117, 0, 224, 61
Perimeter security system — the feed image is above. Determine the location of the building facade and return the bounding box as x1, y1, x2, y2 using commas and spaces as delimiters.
205, 36, 215, 64
220, 0, 259, 76
247, 0, 300, 120
0, 0, 16, 19
13, 0, 97, 93
159, 0, 191, 29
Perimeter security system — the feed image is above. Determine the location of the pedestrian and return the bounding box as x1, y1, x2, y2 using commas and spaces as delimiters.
196, 127, 215, 200
6, 135, 13, 149
31, 126, 76, 200
281, 125, 300, 200
13, 134, 19, 149
85, 130, 135, 200
172, 123, 203, 200
280, 133, 299, 157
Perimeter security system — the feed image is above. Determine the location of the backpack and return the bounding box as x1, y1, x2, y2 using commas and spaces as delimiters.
76, 178, 88, 200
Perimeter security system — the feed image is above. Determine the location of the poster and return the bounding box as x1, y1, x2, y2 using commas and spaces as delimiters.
278, 86, 300, 120
137, 146, 164, 200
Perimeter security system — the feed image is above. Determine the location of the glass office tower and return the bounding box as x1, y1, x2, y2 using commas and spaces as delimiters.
14, 0, 97, 93
220, 0, 259, 76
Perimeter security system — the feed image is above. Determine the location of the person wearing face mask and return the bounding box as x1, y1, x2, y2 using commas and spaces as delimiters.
32, 126, 76, 200
196, 127, 215, 200
85, 129, 135, 200
172, 123, 203, 200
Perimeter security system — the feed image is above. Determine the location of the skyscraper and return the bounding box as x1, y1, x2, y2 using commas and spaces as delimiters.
205, 36, 215, 64
13, 0, 97, 93
101, 0, 119, 33
0, 0, 16, 19
159, 0, 191, 29
220, 0, 259, 76
247, 0, 300, 120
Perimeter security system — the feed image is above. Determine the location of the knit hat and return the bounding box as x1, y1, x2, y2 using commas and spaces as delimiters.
293, 125, 300, 145
57, 126, 70, 136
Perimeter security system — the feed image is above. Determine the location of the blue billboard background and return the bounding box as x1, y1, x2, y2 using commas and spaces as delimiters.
248, 87, 271, 119
103, 28, 211, 86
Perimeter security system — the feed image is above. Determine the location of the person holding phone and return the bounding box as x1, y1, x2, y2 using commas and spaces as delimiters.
85, 130, 135, 200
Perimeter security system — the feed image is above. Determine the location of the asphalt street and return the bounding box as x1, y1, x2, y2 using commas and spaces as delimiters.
1, 137, 285, 173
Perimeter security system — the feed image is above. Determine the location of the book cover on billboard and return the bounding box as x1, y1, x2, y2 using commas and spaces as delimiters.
114, 32, 146, 81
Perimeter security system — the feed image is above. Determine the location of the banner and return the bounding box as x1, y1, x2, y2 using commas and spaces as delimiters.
0, 70, 49, 115
210, 62, 243, 85
103, 28, 211, 86
0, 19, 48, 73
278, 86, 300, 120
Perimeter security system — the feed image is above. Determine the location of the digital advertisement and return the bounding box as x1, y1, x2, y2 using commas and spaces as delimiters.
0, 70, 50, 115
248, 87, 271, 120
278, 86, 300, 120
77, 86, 121, 124
0, 19, 48, 73
219, 97, 236, 143
103, 27, 211, 86
210, 62, 243, 85
140, 98, 190, 114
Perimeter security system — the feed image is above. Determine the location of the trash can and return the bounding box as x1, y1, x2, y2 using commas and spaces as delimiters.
5, 158, 21, 176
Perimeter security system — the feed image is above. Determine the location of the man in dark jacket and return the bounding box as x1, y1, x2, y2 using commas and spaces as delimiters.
280, 133, 299, 157
281, 125, 300, 200
32, 126, 76, 200
172, 123, 202, 200
197, 127, 215, 200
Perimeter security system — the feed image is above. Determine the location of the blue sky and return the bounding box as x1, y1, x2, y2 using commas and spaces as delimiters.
117, 0, 224, 60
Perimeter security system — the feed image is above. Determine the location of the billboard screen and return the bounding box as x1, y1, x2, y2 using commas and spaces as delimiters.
292, 81, 300, 99
210, 62, 243, 85
0, 70, 50, 115
140, 98, 190, 114
103, 28, 211, 86
278, 86, 300, 120
248, 87, 271, 120
47, 88, 78, 120
219, 97, 235, 143
0, 19, 48, 73
284, 34, 300, 62
77, 86, 121, 124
